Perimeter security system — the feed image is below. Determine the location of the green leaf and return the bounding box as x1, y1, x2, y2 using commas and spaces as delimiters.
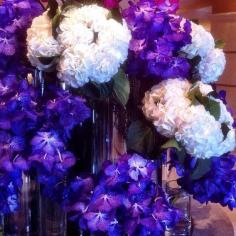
52, 9, 61, 38
207, 90, 219, 99
188, 85, 221, 120
61, 1, 82, 12
112, 69, 130, 107
109, 8, 122, 23
221, 123, 230, 141
190, 55, 201, 67
187, 84, 202, 105
80, 81, 113, 101
38, 57, 56, 65
200, 96, 221, 120
215, 39, 226, 49
47, 0, 59, 19
161, 139, 181, 151
127, 120, 155, 154
191, 159, 212, 180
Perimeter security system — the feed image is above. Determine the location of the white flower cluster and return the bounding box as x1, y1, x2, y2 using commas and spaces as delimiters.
198, 48, 226, 84
26, 11, 61, 70
142, 78, 235, 159
27, 5, 131, 88
181, 21, 226, 84
181, 22, 215, 59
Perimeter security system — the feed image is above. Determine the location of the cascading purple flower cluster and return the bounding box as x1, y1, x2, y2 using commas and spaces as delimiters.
0, 74, 39, 213
29, 87, 91, 186
167, 148, 236, 210
122, 0, 191, 80
0, 0, 43, 76
0, 75, 91, 212
0, 171, 22, 214
65, 154, 181, 236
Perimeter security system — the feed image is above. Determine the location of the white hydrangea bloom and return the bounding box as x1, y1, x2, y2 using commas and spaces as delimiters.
57, 45, 91, 88
198, 48, 226, 84
142, 79, 191, 137
181, 21, 215, 59
196, 81, 213, 95
56, 4, 131, 87
175, 105, 223, 159
175, 104, 235, 159
142, 78, 236, 159
27, 11, 61, 70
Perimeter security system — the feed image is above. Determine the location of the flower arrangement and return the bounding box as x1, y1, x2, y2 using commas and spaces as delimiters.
181, 21, 226, 83
0, 0, 236, 235
0, 1, 182, 234
168, 150, 236, 210
123, 0, 192, 79
64, 154, 181, 236
123, 0, 236, 209
0, 0, 43, 75
27, 3, 131, 87
142, 79, 235, 159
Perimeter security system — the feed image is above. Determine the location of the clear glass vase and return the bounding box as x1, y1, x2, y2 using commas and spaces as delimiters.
91, 99, 126, 174
3, 173, 41, 236
0, 214, 3, 236
41, 197, 67, 236
165, 181, 192, 236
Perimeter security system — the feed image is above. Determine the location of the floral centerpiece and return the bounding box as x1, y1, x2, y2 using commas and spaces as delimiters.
123, 0, 236, 210
0, 0, 236, 235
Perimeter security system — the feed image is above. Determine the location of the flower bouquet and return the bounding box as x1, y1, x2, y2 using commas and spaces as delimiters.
0, 0, 235, 235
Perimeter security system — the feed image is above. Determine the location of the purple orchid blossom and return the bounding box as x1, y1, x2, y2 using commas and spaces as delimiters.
31, 131, 64, 155
168, 148, 236, 210
0, 0, 43, 77
62, 154, 181, 235
123, 0, 191, 80
155, 0, 179, 14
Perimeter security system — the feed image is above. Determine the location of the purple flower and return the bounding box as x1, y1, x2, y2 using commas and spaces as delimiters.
125, 197, 152, 217
104, 161, 129, 186
29, 153, 55, 172
54, 151, 76, 172
128, 154, 148, 180
163, 57, 190, 78
103, 0, 119, 9
155, 0, 179, 13
0, 29, 16, 56
218, 90, 227, 104
223, 184, 236, 210
129, 39, 147, 53
31, 131, 64, 155
45, 89, 91, 140
0, 0, 43, 74
83, 211, 113, 232
123, 0, 157, 23
123, 0, 192, 82
66, 154, 180, 235
89, 187, 122, 212
170, 148, 236, 209
128, 154, 156, 180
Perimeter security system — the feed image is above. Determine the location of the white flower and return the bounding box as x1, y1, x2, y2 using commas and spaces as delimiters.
196, 81, 213, 95
57, 23, 94, 48
88, 46, 120, 84
175, 105, 235, 159
56, 4, 131, 88
27, 11, 61, 70
142, 79, 191, 137
181, 21, 215, 59
142, 78, 236, 159
198, 48, 226, 84
57, 45, 91, 88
